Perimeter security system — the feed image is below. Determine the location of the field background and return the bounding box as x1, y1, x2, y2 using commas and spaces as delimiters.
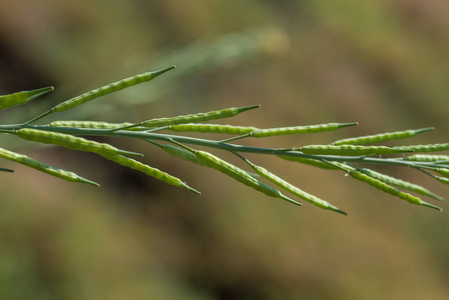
1, 1, 449, 299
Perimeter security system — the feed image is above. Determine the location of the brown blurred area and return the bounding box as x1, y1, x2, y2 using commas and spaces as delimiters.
1, 1, 449, 299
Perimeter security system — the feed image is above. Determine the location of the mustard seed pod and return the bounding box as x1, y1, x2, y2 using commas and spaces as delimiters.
0, 147, 98, 186
52, 66, 174, 112
348, 169, 441, 211
301, 145, 412, 156
359, 168, 443, 201
140, 105, 260, 128
194, 150, 300, 206
276, 155, 340, 170
250, 122, 357, 138
332, 127, 434, 145
241, 157, 345, 214
169, 123, 258, 135
394, 143, 449, 153
16, 128, 142, 157
405, 154, 449, 163
104, 154, 200, 194
49, 120, 136, 130
0, 86, 53, 110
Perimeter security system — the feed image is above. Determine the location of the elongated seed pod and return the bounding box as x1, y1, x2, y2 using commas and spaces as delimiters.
52, 66, 174, 112
405, 154, 449, 162
436, 168, 449, 178
348, 169, 441, 210
243, 159, 345, 214
194, 150, 300, 205
0, 147, 98, 185
147, 140, 207, 166
0, 87, 53, 110
301, 145, 412, 156
103, 154, 200, 194
169, 123, 258, 134
141, 105, 260, 127
332, 127, 434, 145
276, 155, 340, 170
49, 120, 135, 130
250, 122, 357, 138
359, 168, 443, 201
16, 128, 141, 157
393, 143, 449, 153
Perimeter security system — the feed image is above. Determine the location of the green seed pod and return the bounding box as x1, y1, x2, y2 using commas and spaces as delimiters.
243, 158, 345, 214
103, 154, 200, 194
348, 169, 441, 211
359, 168, 443, 201
0, 147, 98, 185
301, 145, 411, 156
393, 143, 449, 153
436, 168, 449, 178
49, 120, 136, 130
0, 86, 53, 110
435, 176, 449, 185
276, 155, 340, 170
405, 154, 449, 163
195, 150, 300, 205
52, 66, 174, 113
332, 127, 434, 145
16, 128, 141, 157
250, 122, 357, 138
148, 140, 207, 166
169, 123, 258, 135
141, 105, 260, 127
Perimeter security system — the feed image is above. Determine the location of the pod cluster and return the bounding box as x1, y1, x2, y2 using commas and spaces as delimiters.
2, 68, 448, 215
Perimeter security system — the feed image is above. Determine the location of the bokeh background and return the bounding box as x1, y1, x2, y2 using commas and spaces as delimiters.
1, 1, 449, 299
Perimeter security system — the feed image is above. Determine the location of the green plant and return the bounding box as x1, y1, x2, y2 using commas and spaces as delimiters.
1, 67, 448, 215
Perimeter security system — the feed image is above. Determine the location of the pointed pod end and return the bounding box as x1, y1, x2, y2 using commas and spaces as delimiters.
329, 206, 347, 215
27, 86, 54, 101
417, 127, 435, 134
422, 202, 442, 211
152, 66, 176, 77
341, 122, 358, 128
184, 184, 201, 195
281, 195, 302, 206
79, 178, 100, 187
239, 105, 261, 113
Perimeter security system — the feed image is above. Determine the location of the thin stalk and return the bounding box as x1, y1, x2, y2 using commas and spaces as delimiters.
1, 125, 446, 170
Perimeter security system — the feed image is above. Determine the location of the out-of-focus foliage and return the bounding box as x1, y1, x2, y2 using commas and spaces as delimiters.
1, 0, 449, 299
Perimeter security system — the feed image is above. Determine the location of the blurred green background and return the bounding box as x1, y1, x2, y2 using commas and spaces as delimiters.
1, 1, 449, 299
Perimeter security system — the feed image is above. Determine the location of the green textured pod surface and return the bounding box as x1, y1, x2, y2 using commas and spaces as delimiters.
52, 66, 174, 112
142, 105, 260, 127
49, 120, 136, 130
0, 147, 98, 185
436, 168, 449, 178
359, 168, 443, 201
332, 127, 434, 145
104, 154, 200, 194
250, 122, 357, 138
276, 155, 340, 170
301, 145, 412, 156
169, 123, 258, 134
162, 145, 207, 166
404, 154, 449, 162
248, 162, 345, 214
394, 143, 449, 153
349, 169, 441, 211
16, 128, 141, 157
195, 150, 299, 205
0, 86, 53, 110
